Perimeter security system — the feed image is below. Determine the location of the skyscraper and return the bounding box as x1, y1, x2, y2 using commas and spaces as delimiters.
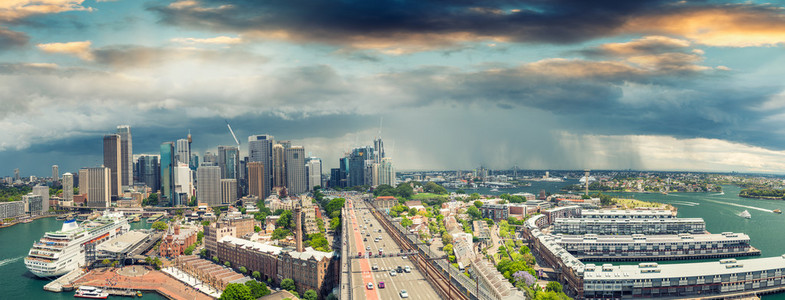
62, 173, 74, 203
202, 152, 217, 166
175, 138, 191, 166
174, 163, 192, 206
285, 146, 306, 195
13, 168, 19, 182
248, 134, 274, 199
197, 165, 221, 207
272, 144, 286, 189
217, 146, 239, 179
85, 167, 111, 208
136, 155, 160, 191
23, 193, 43, 216
160, 142, 175, 206
51, 165, 59, 182
247, 162, 265, 199
221, 179, 237, 205
374, 137, 385, 163
116, 125, 133, 187
78, 169, 89, 197
103, 134, 122, 198
348, 146, 373, 187
306, 157, 322, 191
379, 157, 395, 186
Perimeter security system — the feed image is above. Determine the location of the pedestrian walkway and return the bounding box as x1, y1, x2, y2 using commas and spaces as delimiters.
73, 266, 212, 300
162, 267, 222, 298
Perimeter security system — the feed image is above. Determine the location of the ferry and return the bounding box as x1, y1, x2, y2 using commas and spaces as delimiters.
774, 209, 782, 214
25, 211, 129, 277
74, 286, 108, 299
739, 210, 752, 219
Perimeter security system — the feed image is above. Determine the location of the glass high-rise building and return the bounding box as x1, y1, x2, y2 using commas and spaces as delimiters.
103, 134, 122, 197
285, 146, 306, 195
160, 142, 175, 206
217, 146, 239, 180
248, 134, 274, 199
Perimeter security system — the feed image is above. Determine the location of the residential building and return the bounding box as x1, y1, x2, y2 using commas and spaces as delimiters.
197, 165, 221, 207
174, 163, 192, 206
305, 157, 321, 191
247, 162, 265, 200
221, 179, 238, 205
0, 201, 25, 219
32, 185, 49, 213
52, 165, 59, 182
272, 144, 286, 189
552, 218, 707, 235
62, 173, 74, 203
22, 193, 43, 215
480, 204, 508, 221
379, 157, 395, 186
85, 167, 111, 208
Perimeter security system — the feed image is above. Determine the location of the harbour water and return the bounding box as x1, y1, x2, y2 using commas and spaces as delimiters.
0, 216, 164, 299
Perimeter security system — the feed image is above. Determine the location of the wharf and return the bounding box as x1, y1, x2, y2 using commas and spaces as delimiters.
73, 266, 212, 300
576, 247, 762, 262
43, 268, 85, 292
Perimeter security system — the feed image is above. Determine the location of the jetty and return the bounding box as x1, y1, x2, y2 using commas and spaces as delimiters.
43, 268, 84, 292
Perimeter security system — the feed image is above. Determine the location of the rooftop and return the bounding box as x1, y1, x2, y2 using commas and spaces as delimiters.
584, 255, 785, 280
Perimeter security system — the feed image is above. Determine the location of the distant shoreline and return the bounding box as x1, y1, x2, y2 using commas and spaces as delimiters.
738, 194, 783, 201
0, 213, 64, 229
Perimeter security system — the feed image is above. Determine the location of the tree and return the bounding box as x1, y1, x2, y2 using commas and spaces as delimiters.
395, 183, 414, 199
329, 216, 341, 231
373, 184, 396, 197
468, 193, 481, 201
102, 259, 111, 266
212, 256, 219, 263
219, 283, 254, 300
467, 206, 481, 220
214, 206, 222, 217
326, 294, 338, 300
325, 198, 346, 216
277, 210, 293, 230
224, 261, 231, 267
307, 233, 330, 252
546, 281, 563, 293
441, 232, 453, 245
142, 193, 159, 206
245, 280, 271, 298
202, 220, 211, 227
254, 225, 261, 232
239, 266, 248, 274
400, 217, 413, 227
151, 221, 168, 231
474, 201, 483, 208
423, 182, 448, 194
197, 231, 204, 244
272, 228, 291, 240
200, 248, 207, 258
281, 278, 296, 292
188, 195, 197, 207
252, 271, 261, 280
303, 289, 318, 300
408, 207, 418, 216
443, 244, 454, 256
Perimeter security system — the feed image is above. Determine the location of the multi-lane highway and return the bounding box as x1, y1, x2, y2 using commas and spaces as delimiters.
346, 197, 441, 300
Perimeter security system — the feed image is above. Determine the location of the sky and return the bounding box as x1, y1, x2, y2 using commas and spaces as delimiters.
4, 0, 785, 176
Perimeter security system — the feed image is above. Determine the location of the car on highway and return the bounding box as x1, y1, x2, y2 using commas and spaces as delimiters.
366, 246, 371, 251
367, 282, 374, 290
389, 270, 397, 276
372, 264, 379, 270
396, 266, 403, 273
378, 281, 385, 288
358, 252, 363, 257
400, 289, 409, 298
404, 266, 411, 273
363, 238, 367, 242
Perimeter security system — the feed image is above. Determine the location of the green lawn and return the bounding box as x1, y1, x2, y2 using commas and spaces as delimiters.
411, 193, 449, 200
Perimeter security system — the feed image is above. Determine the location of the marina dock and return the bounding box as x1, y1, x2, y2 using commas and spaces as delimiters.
43, 268, 84, 292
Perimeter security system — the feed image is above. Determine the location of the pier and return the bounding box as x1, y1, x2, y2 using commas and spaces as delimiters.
43, 268, 84, 292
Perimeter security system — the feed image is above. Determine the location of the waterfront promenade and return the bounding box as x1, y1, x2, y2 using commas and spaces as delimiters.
72, 266, 212, 300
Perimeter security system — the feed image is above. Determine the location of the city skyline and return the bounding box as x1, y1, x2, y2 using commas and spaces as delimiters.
5, 1, 785, 175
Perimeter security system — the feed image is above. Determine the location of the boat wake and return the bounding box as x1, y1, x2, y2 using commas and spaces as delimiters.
702, 199, 773, 213
0, 256, 23, 268
672, 201, 700, 206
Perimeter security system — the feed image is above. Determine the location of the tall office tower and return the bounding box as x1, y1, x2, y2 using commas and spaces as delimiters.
62, 173, 74, 203
238, 157, 247, 196
248, 134, 274, 199
279, 140, 292, 149
202, 152, 217, 166
189, 154, 199, 171
86, 167, 111, 208
116, 125, 133, 187
247, 162, 265, 199
330, 168, 341, 188
285, 146, 306, 195
174, 163, 192, 206
13, 168, 20, 181
197, 165, 221, 207
217, 146, 239, 179
175, 138, 191, 166
52, 165, 59, 182
78, 168, 89, 197
136, 155, 160, 191
160, 142, 175, 206
306, 157, 322, 191
364, 161, 379, 187
103, 134, 122, 198
379, 157, 395, 186
373, 137, 385, 163
272, 144, 286, 188
221, 179, 237, 205
348, 146, 373, 187
32, 185, 49, 213
339, 157, 349, 188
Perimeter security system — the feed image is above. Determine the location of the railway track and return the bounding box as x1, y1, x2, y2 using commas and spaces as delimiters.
367, 200, 470, 300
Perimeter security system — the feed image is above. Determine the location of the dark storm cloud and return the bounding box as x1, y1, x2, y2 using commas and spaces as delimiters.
0, 27, 28, 50
148, 0, 785, 51
149, 0, 663, 46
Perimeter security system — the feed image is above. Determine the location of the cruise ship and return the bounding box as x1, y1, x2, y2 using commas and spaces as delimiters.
24, 211, 130, 277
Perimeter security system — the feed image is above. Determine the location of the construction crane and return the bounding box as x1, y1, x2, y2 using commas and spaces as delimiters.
225, 120, 240, 149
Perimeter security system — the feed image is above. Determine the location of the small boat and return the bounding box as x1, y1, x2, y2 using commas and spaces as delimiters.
136, 291, 143, 297
21, 219, 33, 223
774, 209, 782, 214
490, 188, 499, 192
74, 286, 109, 299
739, 210, 751, 219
